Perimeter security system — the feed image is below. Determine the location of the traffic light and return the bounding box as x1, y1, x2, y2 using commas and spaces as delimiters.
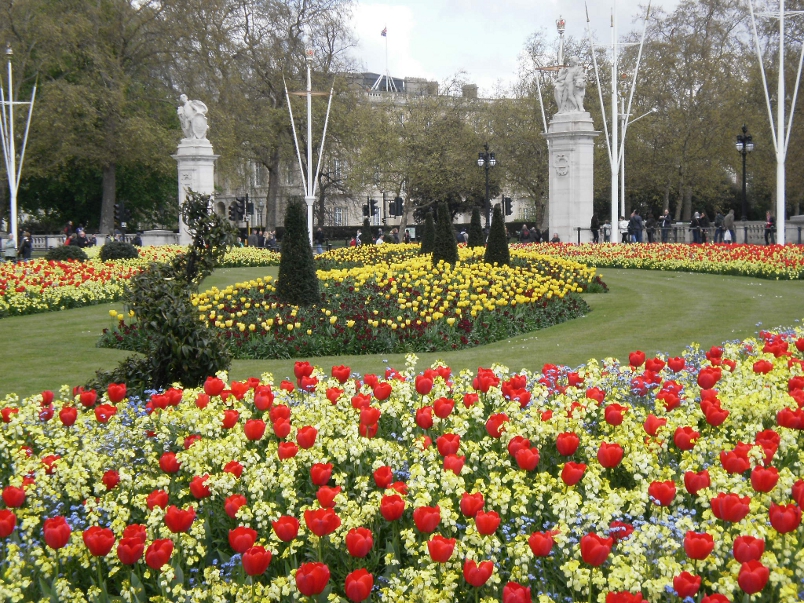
228, 203, 237, 221
114, 203, 122, 225
369, 199, 378, 216
362, 204, 369, 217
504, 196, 513, 216
235, 196, 247, 220
394, 197, 403, 216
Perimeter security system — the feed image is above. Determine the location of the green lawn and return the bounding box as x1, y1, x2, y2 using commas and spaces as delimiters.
1, 268, 802, 398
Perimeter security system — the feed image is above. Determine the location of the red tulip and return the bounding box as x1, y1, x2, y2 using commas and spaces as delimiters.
294, 361, 314, 379
189, 474, 211, 499
604, 404, 628, 426
272, 515, 299, 541
793, 479, 804, 506
768, 502, 801, 533
107, 383, 126, 403
720, 450, 751, 474
737, 560, 769, 594
463, 559, 494, 587
203, 376, 225, 396
609, 521, 634, 542
278, 442, 299, 459
242, 545, 272, 576
224, 494, 247, 519
629, 350, 645, 367
485, 413, 509, 438
164, 505, 195, 533
683, 531, 714, 560
144, 539, 173, 570
415, 374, 434, 395
0, 408, 19, 423
2, 486, 25, 508
102, 470, 120, 491
580, 533, 614, 566
82, 526, 115, 557
229, 526, 258, 554
460, 492, 484, 518
750, 466, 779, 493
316, 485, 341, 508
643, 414, 667, 436
380, 494, 405, 521
123, 524, 147, 543
373, 466, 393, 489
507, 435, 531, 457
606, 592, 646, 603
117, 537, 144, 565
43, 516, 71, 549
700, 595, 731, 603
304, 508, 341, 537
243, 418, 266, 441
310, 463, 333, 486
79, 389, 98, 407
697, 367, 721, 390
597, 442, 623, 468
528, 531, 555, 556
359, 407, 381, 426
436, 433, 460, 456
710, 493, 750, 523
515, 446, 540, 471
561, 462, 587, 486
733, 535, 764, 563
474, 510, 500, 535
331, 364, 351, 383
648, 480, 676, 506
502, 582, 531, 603
146, 489, 169, 510
272, 418, 291, 439
684, 470, 710, 496
586, 386, 605, 403
325, 387, 343, 405
224, 460, 243, 478
667, 356, 686, 372
413, 505, 441, 533
195, 393, 209, 408
443, 454, 465, 475
0, 510, 16, 538
673, 427, 700, 451
427, 534, 455, 562
345, 527, 373, 557
221, 409, 239, 429
463, 392, 479, 407
295, 426, 317, 449
94, 404, 117, 423
433, 396, 454, 418
673, 572, 701, 598
159, 452, 181, 474
344, 568, 373, 602
556, 432, 580, 456
59, 406, 78, 426
296, 562, 331, 596
753, 359, 773, 374
183, 435, 201, 449
415, 406, 434, 429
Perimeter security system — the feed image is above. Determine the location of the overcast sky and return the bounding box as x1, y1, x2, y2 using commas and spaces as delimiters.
350, 0, 679, 95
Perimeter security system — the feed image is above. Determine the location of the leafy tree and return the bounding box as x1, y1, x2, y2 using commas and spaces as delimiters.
484, 205, 510, 266
276, 199, 320, 306
92, 191, 236, 392
468, 206, 484, 247
432, 202, 459, 266
419, 212, 435, 254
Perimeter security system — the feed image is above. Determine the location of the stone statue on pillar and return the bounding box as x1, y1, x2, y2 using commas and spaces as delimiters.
553, 58, 586, 113
173, 94, 217, 246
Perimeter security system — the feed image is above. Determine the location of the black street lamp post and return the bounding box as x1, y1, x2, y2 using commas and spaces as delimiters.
477, 143, 496, 228
735, 124, 754, 222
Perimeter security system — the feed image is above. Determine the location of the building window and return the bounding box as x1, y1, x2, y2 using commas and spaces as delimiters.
285, 166, 294, 185
334, 207, 345, 227
334, 160, 342, 179
518, 204, 538, 222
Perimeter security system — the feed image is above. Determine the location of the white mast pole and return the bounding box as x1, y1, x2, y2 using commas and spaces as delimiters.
305, 31, 315, 245
776, 0, 786, 244
611, 6, 619, 241
7, 48, 17, 244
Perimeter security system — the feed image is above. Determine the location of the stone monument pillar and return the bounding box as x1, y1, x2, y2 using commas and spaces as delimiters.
544, 58, 599, 244
172, 94, 218, 246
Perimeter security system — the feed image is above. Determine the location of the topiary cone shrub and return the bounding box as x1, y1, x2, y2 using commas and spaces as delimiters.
419, 211, 436, 255
484, 204, 510, 266
432, 201, 459, 266
100, 241, 139, 261
276, 198, 320, 306
468, 206, 484, 248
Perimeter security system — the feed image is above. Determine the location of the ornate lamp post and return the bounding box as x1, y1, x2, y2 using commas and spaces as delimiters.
735, 124, 754, 222
477, 143, 496, 228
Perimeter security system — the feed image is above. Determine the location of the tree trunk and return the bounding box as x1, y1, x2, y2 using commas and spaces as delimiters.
682, 187, 692, 221
664, 182, 671, 212
100, 163, 116, 234
265, 148, 281, 229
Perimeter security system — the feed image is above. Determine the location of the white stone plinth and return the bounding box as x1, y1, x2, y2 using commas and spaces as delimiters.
545, 112, 599, 245
172, 139, 218, 246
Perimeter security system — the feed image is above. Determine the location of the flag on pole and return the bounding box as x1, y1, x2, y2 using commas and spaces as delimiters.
381, 27, 387, 37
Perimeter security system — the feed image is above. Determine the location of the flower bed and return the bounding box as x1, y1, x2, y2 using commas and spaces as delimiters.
518, 243, 804, 280
219, 247, 281, 268
101, 248, 599, 359
2, 328, 804, 602
0, 247, 185, 319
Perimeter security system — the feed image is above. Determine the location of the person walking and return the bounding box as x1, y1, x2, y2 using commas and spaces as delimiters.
714, 210, 725, 243
690, 212, 701, 244
403, 229, 411, 244
602, 220, 612, 242
660, 209, 672, 243
645, 214, 656, 243
590, 214, 600, 243
3, 233, 15, 263
699, 211, 710, 243
520, 224, 530, 243
764, 211, 776, 245
314, 227, 325, 254
17, 231, 32, 261
619, 216, 629, 243
723, 209, 735, 243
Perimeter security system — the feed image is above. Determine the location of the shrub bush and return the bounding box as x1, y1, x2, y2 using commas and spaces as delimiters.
419, 212, 435, 254
276, 199, 320, 306
484, 204, 510, 266
45, 245, 88, 262
432, 201, 459, 266
100, 241, 139, 261
468, 206, 484, 247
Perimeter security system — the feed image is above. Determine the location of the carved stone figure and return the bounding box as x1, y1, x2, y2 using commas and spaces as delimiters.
178, 94, 209, 140
553, 58, 586, 114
